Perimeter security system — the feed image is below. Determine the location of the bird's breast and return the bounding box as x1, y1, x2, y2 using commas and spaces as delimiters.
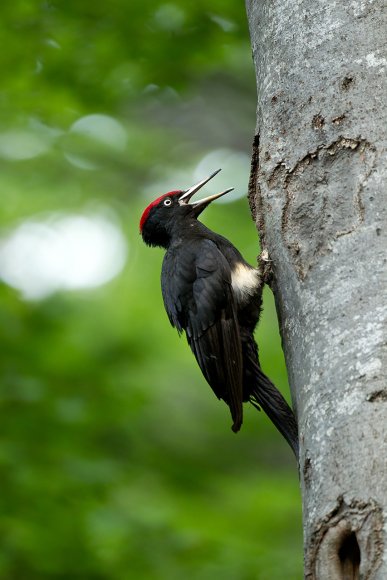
231, 263, 261, 303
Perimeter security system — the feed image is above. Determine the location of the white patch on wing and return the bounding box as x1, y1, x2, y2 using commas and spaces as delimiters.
231, 263, 260, 302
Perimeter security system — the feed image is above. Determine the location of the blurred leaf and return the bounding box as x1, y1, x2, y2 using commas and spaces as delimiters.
0, 1, 302, 578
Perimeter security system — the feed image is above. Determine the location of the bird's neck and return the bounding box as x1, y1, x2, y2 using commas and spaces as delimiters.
167, 218, 213, 247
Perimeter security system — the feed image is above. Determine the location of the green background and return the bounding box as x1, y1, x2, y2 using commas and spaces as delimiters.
0, 1, 302, 578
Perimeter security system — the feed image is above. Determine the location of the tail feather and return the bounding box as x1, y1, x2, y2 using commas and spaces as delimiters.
250, 367, 299, 458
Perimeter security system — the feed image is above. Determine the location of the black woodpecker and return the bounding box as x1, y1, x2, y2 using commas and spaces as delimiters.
140, 169, 298, 457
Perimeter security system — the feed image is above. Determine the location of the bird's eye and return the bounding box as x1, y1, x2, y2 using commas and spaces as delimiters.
163, 198, 172, 206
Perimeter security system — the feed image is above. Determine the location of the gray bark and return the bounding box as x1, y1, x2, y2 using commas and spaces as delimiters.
245, 1, 387, 578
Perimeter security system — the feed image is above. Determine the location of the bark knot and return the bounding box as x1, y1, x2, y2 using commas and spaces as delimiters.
312, 114, 325, 130
341, 76, 355, 91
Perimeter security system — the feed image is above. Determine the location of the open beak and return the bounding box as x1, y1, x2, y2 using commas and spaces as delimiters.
178, 169, 234, 214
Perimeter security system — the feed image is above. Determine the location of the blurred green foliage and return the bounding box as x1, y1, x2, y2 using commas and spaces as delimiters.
0, 1, 302, 578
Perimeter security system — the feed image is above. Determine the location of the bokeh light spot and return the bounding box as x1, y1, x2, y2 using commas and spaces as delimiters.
0, 130, 51, 161
0, 212, 128, 300
143, 149, 250, 205
64, 114, 128, 170
194, 149, 250, 203
153, 5, 185, 31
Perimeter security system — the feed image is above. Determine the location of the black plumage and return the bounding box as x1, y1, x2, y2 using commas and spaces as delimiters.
140, 170, 298, 457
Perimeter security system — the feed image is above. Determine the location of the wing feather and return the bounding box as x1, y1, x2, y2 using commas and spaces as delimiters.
162, 239, 244, 431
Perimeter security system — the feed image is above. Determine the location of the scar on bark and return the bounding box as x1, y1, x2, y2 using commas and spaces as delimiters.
367, 390, 387, 402
306, 496, 383, 580
303, 454, 312, 488
332, 113, 347, 125
248, 134, 273, 284
248, 133, 260, 226
266, 137, 375, 280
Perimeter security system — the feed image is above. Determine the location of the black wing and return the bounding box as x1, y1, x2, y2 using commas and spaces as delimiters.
162, 238, 244, 431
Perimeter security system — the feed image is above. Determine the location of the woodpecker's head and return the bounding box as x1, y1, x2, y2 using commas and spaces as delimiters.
139, 169, 233, 248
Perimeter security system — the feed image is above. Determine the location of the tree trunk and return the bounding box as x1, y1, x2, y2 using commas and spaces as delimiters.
245, 1, 387, 578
